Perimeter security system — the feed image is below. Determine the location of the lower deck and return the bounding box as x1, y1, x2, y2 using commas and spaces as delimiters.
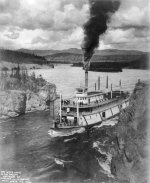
54, 98, 129, 128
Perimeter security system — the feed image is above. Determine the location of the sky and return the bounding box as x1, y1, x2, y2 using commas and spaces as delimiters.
0, 0, 149, 51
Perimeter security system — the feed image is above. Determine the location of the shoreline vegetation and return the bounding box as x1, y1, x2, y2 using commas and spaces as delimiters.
0, 48, 149, 72
0, 65, 56, 119
0, 49, 54, 70
44, 49, 149, 71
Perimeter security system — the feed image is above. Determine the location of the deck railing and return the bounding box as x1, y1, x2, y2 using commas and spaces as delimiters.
62, 97, 120, 109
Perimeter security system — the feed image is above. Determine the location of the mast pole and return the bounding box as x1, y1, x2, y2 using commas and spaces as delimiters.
49, 91, 51, 117
95, 83, 96, 91
98, 76, 100, 90
111, 83, 113, 99
53, 87, 56, 123
119, 79, 121, 94
60, 93, 62, 123
77, 100, 79, 124
85, 69, 88, 90
106, 75, 108, 89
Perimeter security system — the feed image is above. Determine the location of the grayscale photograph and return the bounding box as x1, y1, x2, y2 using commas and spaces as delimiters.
0, 0, 149, 183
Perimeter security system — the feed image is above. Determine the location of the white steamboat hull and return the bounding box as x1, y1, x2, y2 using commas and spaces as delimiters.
49, 98, 129, 137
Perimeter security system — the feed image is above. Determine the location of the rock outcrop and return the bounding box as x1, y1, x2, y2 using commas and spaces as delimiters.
26, 91, 47, 112
0, 90, 26, 118
88, 81, 149, 183
0, 83, 57, 118
26, 84, 56, 112
110, 82, 149, 183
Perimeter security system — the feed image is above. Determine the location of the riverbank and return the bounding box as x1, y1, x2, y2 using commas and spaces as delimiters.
91, 81, 149, 183
0, 84, 57, 119
85, 81, 149, 183
110, 81, 149, 183
0, 61, 54, 70
0, 66, 57, 119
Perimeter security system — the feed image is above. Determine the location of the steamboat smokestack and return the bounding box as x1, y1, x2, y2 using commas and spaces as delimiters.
85, 70, 88, 90
82, 0, 121, 78
82, 47, 90, 91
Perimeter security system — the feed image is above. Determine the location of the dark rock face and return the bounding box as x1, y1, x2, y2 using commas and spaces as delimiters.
26, 90, 47, 112
0, 84, 56, 118
26, 84, 56, 112
0, 90, 26, 118
39, 84, 56, 101
110, 82, 149, 183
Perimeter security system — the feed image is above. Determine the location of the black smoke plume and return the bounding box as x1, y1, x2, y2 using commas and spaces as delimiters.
82, 0, 121, 63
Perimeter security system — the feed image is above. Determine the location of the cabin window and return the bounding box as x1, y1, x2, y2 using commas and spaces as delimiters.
102, 112, 105, 118
67, 108, 70, 113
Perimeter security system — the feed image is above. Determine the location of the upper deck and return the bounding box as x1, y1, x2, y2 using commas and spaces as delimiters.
61, 97, 129, 117
61, 88, 127, 110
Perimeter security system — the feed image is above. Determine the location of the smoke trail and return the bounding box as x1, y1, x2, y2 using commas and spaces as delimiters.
82, 0, 121, 63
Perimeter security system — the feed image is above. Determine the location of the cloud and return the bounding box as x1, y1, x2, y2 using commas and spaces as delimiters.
0, 0, 149, 51
0, 0, 89, 49
0, 0, 20, 13
4, 32, 19, 39
109, 0, 149, 29
98, 0, 150, 51
3, 0, 88, 31
101, 28, 150, 51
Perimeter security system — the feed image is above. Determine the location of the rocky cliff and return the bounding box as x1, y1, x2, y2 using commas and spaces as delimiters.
26, 84, 56, 113
0, 90, 26, 118
110, 81, 149, 183
0, 84, 56, 119
87, 81, 149, 183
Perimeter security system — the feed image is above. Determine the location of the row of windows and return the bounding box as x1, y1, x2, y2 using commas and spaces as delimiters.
88, 111, 106, 119
77, 97, 87, 100
77, 96, 104, 101
84, 101, 129, 121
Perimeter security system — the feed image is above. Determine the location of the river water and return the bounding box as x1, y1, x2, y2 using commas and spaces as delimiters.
0, 65, 149, 183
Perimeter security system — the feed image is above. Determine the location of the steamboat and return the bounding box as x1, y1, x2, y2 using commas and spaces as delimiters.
49, 50, 130, 137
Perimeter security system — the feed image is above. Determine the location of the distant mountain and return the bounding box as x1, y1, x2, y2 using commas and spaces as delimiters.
14, 48, 149, 70
18, 48, 83, 56
0, 49, 48, 65
18, 48, 143, 57
45, 49, 149, 70
45, 49, 145, 62
18, 48, 59, 56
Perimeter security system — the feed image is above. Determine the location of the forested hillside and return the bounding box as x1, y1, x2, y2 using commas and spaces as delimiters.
0, 49, 47, 65
45, 50, 149, 70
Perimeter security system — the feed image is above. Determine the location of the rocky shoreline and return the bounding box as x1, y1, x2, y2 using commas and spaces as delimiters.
0, 83, 56, 119
110, 81, 149, 183
87, 81, 149, 183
